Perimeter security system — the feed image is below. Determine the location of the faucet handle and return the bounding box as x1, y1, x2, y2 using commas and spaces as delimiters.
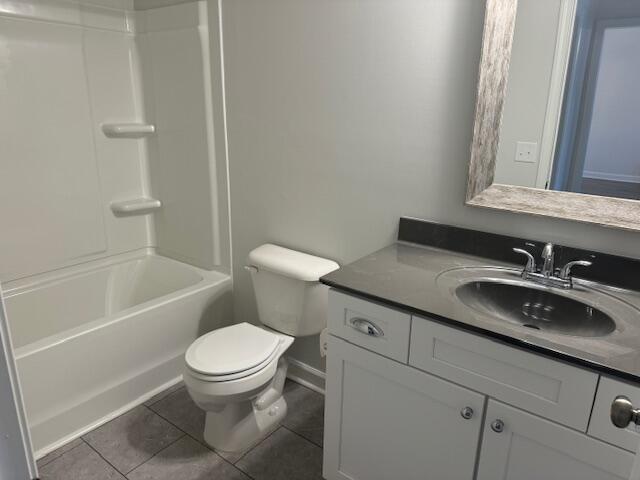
559, 260, 592, 280
513, 248, 536, 273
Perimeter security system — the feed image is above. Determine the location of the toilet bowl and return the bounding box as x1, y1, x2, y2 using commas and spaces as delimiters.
183, 244, 339, 452
183, 322, 294, 452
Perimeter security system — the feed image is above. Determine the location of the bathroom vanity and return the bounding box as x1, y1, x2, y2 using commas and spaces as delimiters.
321, 219, 640, 480
310, 0, 640, 476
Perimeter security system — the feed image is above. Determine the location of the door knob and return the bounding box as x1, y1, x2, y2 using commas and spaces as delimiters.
610, 395, 640, 429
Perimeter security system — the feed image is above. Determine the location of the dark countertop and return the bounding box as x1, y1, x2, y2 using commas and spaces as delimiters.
321, 242, 640, 384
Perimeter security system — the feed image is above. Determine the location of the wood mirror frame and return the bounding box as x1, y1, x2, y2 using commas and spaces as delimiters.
467, 0, 640, 231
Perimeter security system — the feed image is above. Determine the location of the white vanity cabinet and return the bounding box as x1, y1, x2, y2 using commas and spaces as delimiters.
477, 400, 632, 480
323, 335, 485, 480
323, 290, 639, 480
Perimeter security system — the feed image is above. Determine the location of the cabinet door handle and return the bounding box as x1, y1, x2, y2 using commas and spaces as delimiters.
349, 318, 384, 338
491, 419, 505, 433
460, 407, 474, 420
611, 395, 640, 428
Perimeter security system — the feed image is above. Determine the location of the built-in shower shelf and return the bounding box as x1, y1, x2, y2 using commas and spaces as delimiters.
102, 123, 155, 138
110, 197, 161, 215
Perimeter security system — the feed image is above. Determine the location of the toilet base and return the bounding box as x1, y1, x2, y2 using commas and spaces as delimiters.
201, 356, 290, 453
203, 395, 287, 452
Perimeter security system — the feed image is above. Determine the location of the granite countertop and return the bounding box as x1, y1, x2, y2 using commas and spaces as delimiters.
321, 241, 640, 384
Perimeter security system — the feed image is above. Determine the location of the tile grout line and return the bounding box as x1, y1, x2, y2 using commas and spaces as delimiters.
79, 405, 186, 478
80, 437, 129, 479
280, 424, 324, 450
143, 396, 222, 454
232, 424, 285, 467
142, 403, 209, 448
231, 426, 289, 480
232, 425, 324, 480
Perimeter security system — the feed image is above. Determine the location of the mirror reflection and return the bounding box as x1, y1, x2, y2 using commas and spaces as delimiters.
494, 0, 640, 200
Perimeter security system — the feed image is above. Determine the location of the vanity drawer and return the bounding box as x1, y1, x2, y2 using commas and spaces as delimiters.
328, 290, 411, 363
588, 376, 640, 452
409, 316, 599, 431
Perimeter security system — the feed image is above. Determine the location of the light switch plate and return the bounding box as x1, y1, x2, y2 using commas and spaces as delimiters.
515, 141, 538, 163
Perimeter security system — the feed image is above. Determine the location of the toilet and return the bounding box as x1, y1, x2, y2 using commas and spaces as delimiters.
183, 244, 339, 452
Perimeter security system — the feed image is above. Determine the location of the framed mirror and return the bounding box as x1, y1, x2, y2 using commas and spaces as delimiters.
467, 0, 640, 231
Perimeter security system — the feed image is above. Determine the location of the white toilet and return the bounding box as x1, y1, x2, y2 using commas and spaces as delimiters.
183, 244, 339, 452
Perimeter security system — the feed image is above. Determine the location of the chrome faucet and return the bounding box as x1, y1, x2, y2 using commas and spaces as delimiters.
541, 243, 555, 277
512, 243, 592, 289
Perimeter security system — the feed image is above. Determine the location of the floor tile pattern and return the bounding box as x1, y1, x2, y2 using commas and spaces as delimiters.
83, 405, 183, 474
37, 380, 325, 480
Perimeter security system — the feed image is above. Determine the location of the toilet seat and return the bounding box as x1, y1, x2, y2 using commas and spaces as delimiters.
185, 323, 282, 382
184, 325, 294, 402
187, 346, 281, 382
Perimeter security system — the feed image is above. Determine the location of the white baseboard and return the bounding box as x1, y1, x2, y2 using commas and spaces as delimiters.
286, 357, 325, 395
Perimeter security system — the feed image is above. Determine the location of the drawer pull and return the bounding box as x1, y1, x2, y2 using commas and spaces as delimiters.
349, 318, 384, 338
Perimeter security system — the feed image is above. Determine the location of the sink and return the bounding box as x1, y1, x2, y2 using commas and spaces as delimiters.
455, 280, 616, 337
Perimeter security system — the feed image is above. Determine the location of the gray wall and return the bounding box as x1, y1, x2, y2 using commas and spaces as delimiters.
220, 0, 640, 370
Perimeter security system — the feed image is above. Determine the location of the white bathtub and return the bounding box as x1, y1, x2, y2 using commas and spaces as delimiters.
2, 251, 232, 457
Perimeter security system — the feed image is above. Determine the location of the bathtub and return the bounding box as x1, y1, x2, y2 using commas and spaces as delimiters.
2, 251, 232, 457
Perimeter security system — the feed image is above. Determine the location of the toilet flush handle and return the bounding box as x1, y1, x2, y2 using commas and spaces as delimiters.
244, 265, 259, 273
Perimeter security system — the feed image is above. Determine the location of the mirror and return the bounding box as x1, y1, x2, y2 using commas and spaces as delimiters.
467, 0, 640, 231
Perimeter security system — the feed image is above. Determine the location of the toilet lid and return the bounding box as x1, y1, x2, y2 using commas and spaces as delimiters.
185, 323, 281, 376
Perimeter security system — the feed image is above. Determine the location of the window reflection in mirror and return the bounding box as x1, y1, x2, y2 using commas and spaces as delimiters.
494, 0, 640, 200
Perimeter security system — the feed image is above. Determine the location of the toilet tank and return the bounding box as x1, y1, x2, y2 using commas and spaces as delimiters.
247, 244, 339, 337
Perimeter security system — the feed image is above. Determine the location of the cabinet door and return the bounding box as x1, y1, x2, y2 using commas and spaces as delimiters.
323, 336, 485, 480
589, 376, 640, 451
477, 400, 633, 480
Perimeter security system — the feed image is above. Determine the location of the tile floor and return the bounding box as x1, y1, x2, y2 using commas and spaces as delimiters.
37, 380, 325, 480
